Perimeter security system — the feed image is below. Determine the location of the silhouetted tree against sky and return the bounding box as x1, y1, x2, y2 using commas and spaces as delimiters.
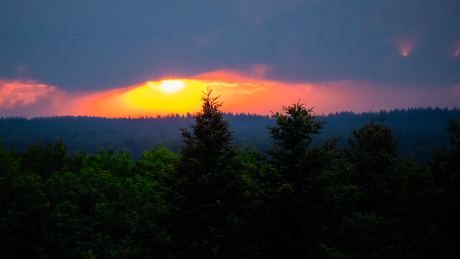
267, 101, 325, 184
265, 101, 343, 257
346, 120, 401, 216
409, 112, 460, 258
176, 88, 237, 203
169, 88, 242, 256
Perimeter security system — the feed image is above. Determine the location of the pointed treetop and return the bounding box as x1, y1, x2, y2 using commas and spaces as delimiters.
200, 86, 224, 116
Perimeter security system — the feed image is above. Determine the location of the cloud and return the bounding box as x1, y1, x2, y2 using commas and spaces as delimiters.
193, 69, 273, 94
1, 68, 459, 118
193, 69, 459, 115
1, 1, 458, 90
0, 80, 58, 108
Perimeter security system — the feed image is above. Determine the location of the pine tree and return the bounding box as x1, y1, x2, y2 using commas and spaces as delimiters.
176, 87, 237, 204
265, 101, 341, 257
267, 101, 325, 182
168, 88, 241, 256
345, 119, 401, 216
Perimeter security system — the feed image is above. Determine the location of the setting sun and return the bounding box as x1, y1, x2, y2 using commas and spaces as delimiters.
157, 80, 185, 94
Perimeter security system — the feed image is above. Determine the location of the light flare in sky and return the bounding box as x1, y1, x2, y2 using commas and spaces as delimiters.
454, 41, 460, 57
392, 36, 420, 57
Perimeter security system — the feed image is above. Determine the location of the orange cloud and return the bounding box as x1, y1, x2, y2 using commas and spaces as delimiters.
193, 70, 459, 115
1, 69, 459, 118
0, 80, 58, 108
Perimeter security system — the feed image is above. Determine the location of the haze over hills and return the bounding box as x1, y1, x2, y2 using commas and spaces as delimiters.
1, 107, 457, 162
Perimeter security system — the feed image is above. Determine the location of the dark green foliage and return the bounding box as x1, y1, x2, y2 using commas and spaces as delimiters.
267, 101, 325, 177
1, 107, 457, 162
166, 88, 245, 257
0, 143, 177, 258
177, 88, 236, 191
1, 99, 459, 258
175, 88, 240, 209
398, 113, 460, 258
262, 102, 345, 257
348, 120, 398, 160
329, 115, 460, 258
132, 143, 180, 183
345, 120, 402, 216
338, 212, 414, 259
0, 143, 47, 258
18, 139, 68, 180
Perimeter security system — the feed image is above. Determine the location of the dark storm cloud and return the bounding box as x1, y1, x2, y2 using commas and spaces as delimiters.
0, 0, 459, 90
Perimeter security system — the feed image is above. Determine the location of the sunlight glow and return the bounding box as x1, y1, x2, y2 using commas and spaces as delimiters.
157, 80, 185, 94
454, 42, 460, 57
392, 36, 419, 57
63, 79, 210, 118
3, 68, 459, 119
399, 41, 413, 56
125, 80, 204, 113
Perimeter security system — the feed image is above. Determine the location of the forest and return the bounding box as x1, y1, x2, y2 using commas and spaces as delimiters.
0, 105, 457, 162
1, 90, 459, 258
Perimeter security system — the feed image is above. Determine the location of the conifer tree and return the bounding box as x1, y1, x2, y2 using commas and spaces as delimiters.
265, 101, 339, 257
345, 120, 401, 216
267, 101, 325, 182
168, 88, 242, 256
176, 87, 237, 203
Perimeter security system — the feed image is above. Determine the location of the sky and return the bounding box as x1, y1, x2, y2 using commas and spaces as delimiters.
1, 0, 459, 118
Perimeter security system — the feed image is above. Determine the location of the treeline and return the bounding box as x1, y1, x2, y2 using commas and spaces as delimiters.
0, 106, 457, 162
1, 92, 459, 258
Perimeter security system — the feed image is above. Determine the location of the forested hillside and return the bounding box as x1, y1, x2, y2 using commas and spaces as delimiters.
0, 106, 457, 162
1, 91, 459, 258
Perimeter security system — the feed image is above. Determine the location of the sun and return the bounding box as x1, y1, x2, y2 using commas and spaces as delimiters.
118, 79, 206, 116
157, 80, 185, 94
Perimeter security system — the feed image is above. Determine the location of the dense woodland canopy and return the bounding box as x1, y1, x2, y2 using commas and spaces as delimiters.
1, 90, 459, 258
0, 106, 457, 162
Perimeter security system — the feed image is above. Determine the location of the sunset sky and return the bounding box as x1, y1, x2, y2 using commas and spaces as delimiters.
1, 0, 459, 118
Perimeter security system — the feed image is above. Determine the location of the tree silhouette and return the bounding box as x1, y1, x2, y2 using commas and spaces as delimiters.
169, 87, 241, 256
267, 101, 325, 181
176, 87, 236, 201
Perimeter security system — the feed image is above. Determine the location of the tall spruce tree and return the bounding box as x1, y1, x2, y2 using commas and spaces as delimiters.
267, 101, 325, 182
176, 87, 237, 203
265, 102, 341, 257
345, 120, 401, 216
168, 88, 242, 257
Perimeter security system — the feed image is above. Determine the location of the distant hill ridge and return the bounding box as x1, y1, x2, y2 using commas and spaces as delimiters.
1, 107, 458, 162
